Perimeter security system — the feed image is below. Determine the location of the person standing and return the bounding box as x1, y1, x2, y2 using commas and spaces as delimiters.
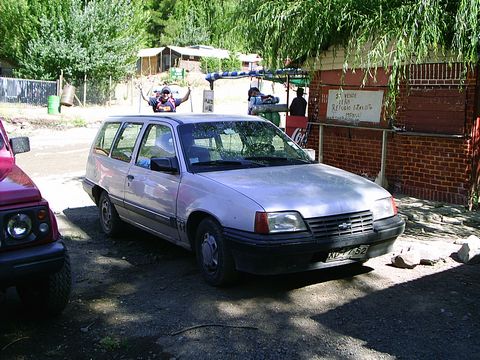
247, 87, 277, 115
247, 87, 260, 114
155, 86, 191, 112
139, 85, 163, 112
289, 87, 307, 116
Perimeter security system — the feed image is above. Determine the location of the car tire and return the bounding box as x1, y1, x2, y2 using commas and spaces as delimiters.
99, 191, 123, 237
16, 248, 72, 316
195, 218, 239, 286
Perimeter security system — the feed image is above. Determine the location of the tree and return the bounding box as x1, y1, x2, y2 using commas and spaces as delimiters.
144, 0, 176, 47
0, 0, 70, 64
2, 0, 148, 85
158, 0, 241, 50
237, 0, 480, 85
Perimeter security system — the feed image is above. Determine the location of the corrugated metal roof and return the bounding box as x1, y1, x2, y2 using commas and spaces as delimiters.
238, 53, 262, 63
137, 47, 165, 57
168, 45, 230, 59
137, 46, 261, 64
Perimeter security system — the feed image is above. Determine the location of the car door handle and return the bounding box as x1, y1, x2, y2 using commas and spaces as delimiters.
127, 175, 134, 181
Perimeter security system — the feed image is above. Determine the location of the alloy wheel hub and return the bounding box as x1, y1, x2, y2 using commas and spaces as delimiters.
201, 232, 218, 270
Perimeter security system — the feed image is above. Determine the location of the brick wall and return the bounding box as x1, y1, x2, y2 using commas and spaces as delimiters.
308, 64, 479, 205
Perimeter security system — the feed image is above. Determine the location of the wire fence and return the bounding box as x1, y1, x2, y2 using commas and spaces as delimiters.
0, 76, 137, 107
0, 77, 57, 106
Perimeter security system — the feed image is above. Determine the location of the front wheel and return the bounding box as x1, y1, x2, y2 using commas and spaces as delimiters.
17, 249, 72, 316
99, 191, 123, 237
195, 218, 238, 286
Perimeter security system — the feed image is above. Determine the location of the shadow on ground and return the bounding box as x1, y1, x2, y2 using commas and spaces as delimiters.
1, 204, 479, 359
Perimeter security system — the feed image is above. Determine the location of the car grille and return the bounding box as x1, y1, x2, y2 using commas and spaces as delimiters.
306, 210, 374, 241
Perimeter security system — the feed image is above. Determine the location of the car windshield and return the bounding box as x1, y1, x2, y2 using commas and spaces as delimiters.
178, 120, 314, 172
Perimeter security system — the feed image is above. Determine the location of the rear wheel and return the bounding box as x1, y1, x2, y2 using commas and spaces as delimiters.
17, 249, 72, 316
195, 218, 238, 286
99, 191, 123, 236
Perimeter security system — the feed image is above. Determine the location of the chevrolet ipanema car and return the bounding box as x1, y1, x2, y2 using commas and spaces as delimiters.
83, 114, 405, 286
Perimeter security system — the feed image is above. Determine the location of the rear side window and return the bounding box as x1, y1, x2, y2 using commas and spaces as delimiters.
94, 122, 121, 156
111, 123, 143, 163
136, 124, 175, 169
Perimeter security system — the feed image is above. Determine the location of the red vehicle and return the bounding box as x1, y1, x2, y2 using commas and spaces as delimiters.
0, 118, 71, 315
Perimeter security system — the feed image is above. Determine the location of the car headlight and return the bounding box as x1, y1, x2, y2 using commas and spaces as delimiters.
255, 211, 307, 234
7, 213, 33, 239
371, 197, 397, 220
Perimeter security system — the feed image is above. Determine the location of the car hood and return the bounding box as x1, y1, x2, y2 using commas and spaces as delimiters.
199, 164, 391, 218
0, 161, 41, 206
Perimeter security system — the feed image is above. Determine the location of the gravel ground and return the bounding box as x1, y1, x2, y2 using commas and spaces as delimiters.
1, 100, 479, 359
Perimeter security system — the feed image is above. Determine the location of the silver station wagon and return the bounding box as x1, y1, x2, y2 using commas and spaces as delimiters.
83, 114, 405, 286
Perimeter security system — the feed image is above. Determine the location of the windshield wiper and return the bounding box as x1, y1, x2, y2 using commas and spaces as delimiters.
191, 160, 266, 167
244, 156, 313, 164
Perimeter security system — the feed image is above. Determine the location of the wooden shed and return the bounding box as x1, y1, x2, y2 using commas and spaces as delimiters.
158, 45, 230, 73
137, 47, 164, 76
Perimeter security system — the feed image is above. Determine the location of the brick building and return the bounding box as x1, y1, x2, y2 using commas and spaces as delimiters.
305, 52, 480, 207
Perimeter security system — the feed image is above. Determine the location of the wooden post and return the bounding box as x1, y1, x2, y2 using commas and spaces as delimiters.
286, 74, 290, 115
318, 124, 324, 163
58, 70, 63, 96
378, 129, 388, 188
130, 76, 134, 106
109, 75, 112, 106
83, 73, 87, 107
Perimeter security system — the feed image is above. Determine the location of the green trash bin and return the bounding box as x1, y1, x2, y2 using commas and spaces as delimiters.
48, 95, 60, 114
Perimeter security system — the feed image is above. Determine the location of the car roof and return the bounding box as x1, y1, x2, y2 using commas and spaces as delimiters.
105, 113, 265, 125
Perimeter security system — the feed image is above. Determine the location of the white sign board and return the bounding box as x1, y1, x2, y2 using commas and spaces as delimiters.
326, 90, 384, 123
203, 89, 214, 113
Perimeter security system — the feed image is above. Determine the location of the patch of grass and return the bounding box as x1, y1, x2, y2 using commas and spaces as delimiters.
71, 117, 87, 127
98, 336, 125, 351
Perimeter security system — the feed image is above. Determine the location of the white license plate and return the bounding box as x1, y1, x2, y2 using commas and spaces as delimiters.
326, 245, 369, 262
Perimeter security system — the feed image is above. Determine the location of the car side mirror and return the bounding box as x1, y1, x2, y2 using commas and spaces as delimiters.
10, 136, 30, 155
150, 157, 179, 173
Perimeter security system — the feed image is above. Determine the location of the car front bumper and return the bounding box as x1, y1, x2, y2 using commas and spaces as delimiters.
224, 215, 405, 275
0, 241, 66, 287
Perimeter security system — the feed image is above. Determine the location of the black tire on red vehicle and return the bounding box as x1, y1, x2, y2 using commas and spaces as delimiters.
99, 191, 123, 237
195, 217, 239, 286
16, 248, 72, 316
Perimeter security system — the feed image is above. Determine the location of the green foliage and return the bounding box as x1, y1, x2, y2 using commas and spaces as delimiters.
3, 0, 148, 86
236, 0, 347, 69
143, 0, 176, 47
158, 0, 241, 50
237, 0, 480, 95
200, 55, 242, 73
98, 336, 123, 351
222, 55, 242, 72
163, 7, 210, 46
200, 57, 222, 73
